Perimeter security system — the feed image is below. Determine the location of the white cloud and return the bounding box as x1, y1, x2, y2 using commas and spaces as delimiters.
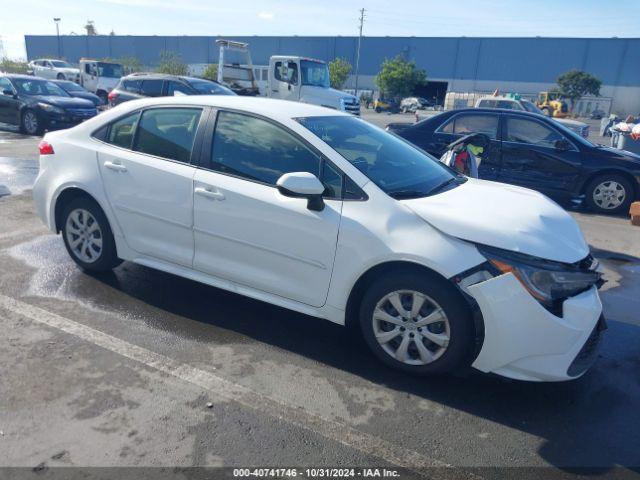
258, 11, 274, 20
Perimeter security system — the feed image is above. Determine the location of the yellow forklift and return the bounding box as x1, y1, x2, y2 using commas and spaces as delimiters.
536, 91, 570, 118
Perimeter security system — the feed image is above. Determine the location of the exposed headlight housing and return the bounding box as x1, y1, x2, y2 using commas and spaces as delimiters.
477, 245, 603, 312
37, 102, 65, 114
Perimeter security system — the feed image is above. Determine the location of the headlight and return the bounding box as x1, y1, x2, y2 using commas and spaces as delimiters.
38, 103, 65, 114
478, 245, 602, 309
339, 98, 346, 111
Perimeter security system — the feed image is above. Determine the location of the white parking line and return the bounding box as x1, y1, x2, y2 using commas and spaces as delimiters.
0, 293, 458, 473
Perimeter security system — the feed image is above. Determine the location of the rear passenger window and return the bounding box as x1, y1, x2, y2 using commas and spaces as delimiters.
122, 79, 142, 93
440, 114, 498, 139
133, 108, 202, 163
141, 79, 164, 97
106, 112, 140, 149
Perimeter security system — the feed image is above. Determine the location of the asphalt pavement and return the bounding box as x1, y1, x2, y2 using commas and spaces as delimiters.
0, 120, 639, 478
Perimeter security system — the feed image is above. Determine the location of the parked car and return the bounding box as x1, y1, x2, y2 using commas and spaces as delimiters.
475, 96, 590, 138
373, 98, 399, 113
28, 59, 80, 81
52, 80, 103, 107
108, 73, 235, 106
387, 108, 640, 214
400, 97, 434, 113
33, 96, 604, 382
0, 74, 97, 135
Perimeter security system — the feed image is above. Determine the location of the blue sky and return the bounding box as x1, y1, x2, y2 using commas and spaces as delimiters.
1, 0, 639, 59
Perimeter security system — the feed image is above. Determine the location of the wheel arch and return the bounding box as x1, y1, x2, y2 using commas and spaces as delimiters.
54, 187, 103, 233
580, 168, 639, 200
344, 260, 468, 330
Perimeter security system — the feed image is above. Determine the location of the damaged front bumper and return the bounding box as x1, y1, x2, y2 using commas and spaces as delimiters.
466, 272, 604, 382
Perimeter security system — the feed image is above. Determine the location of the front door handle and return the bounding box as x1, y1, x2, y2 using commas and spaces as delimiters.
194, 186, 225, 201
104, 161, 127, 172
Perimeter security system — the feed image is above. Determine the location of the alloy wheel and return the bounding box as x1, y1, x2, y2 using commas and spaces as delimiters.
592, 180, 626, 210
23, 111, 39, 135
372, 290, 450, 366
65, 209, 103, 263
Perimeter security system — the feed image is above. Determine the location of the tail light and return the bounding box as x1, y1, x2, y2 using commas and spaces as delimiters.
38, 140, 54, 155
107, 91, 117, 103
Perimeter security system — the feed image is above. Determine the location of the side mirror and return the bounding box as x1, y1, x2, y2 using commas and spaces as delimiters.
276, 172, 325, 212
2, 89, 15, 97
554, 139, 570, 151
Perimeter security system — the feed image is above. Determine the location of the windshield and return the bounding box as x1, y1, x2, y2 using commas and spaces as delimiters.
300, 60, 330, 88
97, 63, 124, 78
521, 100, 543, 114
13, 79, 70, 97
297, 116, 462, 199
188, 79, 236, 96
51, 60, 73, 68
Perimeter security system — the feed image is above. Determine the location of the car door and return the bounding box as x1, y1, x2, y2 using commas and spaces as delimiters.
192, 110, 342, 307
42, 61, 56, 79
0, 77, 20, 125
272, 60, 299, 101
430, 112, 502, 181
96, 106, 205, 266
500, 115, 583, 196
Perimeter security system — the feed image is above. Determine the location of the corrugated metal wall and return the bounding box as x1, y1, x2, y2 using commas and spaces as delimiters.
24, 35, 640, 87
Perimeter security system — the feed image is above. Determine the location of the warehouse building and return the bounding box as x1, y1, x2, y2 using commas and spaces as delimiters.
25, 35, 640, 115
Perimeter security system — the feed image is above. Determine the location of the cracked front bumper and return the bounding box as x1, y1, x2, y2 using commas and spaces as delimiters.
467, 272, 603, 382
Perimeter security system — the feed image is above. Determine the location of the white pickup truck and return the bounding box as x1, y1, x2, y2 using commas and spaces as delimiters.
78, 59, 124, 105
216, 40, 360, 115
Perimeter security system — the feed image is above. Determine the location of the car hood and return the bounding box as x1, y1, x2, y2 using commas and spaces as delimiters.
555, 118, 587, 127
300, 86, 357, 108
594, 145, 640, 164
401, 178, 589, 263
68, 91, 101, 105
32, 95, 95, 108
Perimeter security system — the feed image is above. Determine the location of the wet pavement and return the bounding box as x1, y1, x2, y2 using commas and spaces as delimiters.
1, 123, 639, 476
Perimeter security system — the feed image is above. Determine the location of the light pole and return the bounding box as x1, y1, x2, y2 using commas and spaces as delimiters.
53, 18, 61, 57
354, 8, 365, 97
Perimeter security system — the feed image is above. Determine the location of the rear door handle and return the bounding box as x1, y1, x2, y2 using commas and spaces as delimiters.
194, 186, 225, 201
103, 161, 127, 172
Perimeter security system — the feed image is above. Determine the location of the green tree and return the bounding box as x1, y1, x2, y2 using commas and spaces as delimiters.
374, 55, 426, 99
156, 50, 187, 76
201, 64, 218, 81
556, 70, 602, 111
1, 58, 29, 74
328, 57, 352, 90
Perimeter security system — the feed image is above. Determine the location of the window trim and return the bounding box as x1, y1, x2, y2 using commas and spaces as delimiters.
435, 112, 500, 140
197, 107, 366, 201
90, 105, 209, 166
503, 114, 578, 151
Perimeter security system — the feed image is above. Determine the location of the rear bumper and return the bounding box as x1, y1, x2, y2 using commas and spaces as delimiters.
467, 273, 603, 382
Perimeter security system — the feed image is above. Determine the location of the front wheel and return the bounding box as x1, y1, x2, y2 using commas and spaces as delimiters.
20, 109, 41, 135
57, 73, 65, 80
61, 197, 122, 272
359, 271, 475, 375
375, 106, 382, 113
584, 174, 633, 215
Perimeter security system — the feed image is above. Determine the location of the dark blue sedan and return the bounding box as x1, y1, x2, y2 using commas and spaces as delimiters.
387, 108, 640, 215
52, 80, 103, 107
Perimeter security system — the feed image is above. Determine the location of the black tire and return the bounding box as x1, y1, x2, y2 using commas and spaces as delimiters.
97, 91, 108, 105
61, 196, 122, 272
375, 106, 382, 113
20, 109, 42, 135
584, 173, 634, 215
57, 73, 65, 80
359, 271, 476, 375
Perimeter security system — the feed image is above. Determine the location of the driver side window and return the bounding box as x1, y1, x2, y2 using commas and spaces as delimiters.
506, 117, 566, 149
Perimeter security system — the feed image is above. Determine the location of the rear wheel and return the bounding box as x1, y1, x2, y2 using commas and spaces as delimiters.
359, 271, 475, 375
584, 174, 633, 215
57, 73, 65, 80
375, 106, 382, 113
61, 197, 122, 272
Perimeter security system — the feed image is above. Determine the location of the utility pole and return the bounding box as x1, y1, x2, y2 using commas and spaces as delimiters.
53, 18, 61, 57
354, 8, 365, 97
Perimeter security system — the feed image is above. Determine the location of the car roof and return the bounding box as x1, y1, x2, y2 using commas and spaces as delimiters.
3, 74, 51, 80
109, 95, 351, 121
123, 73, 194, 81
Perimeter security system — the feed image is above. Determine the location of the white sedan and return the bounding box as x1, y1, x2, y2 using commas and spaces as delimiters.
33, 96, 605, 381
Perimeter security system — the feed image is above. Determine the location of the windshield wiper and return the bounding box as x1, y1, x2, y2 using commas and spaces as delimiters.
389, 189, 429, 199
426, 176, 465, 195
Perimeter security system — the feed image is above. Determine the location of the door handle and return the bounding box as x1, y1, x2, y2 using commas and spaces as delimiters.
194, 186, 225, 201
103, 161, 127, 172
